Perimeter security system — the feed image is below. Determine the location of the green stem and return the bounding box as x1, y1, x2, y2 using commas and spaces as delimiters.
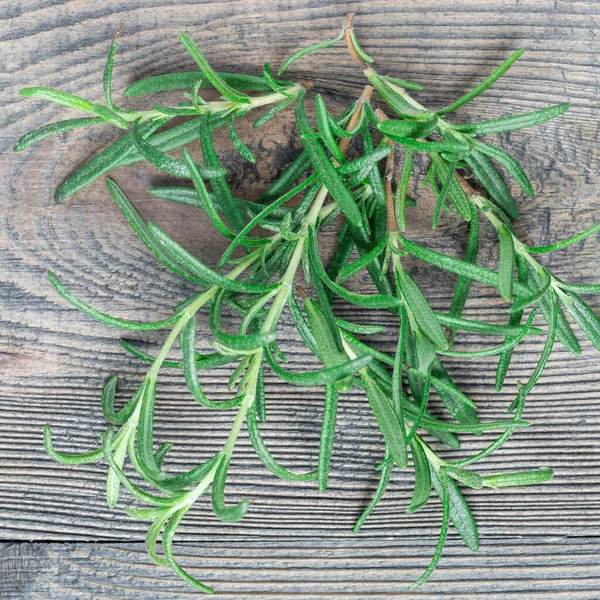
132, 90, 361, 514
364, 64, 560, 304
123, 253, 261, 432
341, 335, 447, 473
116, 85, 304, 124
469, 194, 565, 297
178, 197, 324, 505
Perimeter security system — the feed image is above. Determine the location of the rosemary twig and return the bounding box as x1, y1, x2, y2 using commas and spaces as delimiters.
17, 15, 600, 593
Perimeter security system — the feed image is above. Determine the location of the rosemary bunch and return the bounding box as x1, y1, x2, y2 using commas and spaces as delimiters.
15, 14, 600, 592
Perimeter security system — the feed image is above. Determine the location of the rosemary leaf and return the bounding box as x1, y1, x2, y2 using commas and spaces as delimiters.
454, 102, 570, 135
13, 117, 105, 152
179, 33, 251, 104
125, 71, 283, 96
437, 48, 525, 116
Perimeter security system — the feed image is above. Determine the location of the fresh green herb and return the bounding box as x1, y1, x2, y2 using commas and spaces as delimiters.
21, 15, 594, 594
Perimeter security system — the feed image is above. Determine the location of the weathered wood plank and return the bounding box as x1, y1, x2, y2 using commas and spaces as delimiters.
1, 0, 600, 597
2, 538, 600, 599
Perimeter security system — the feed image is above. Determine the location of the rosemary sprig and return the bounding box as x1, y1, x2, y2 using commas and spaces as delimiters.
17, 15, 600, 593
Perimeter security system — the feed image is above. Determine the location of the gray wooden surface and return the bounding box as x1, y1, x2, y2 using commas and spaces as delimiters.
1, 0, 600, 598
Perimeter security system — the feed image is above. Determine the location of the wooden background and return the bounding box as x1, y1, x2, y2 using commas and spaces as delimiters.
2, 0, 600, 598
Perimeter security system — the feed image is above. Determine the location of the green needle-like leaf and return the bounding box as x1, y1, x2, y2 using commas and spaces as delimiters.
395, 149, 415, 231
387, 137, 470, 153
210, 291, 277, 352
159, 455, 221, 492
136, 378, 162, 478
257, 150, 313, 204
539, 288, 581, 356
436, 311, 540, 337
107, 179, 213, 287
426, 373, 477, 410
362, 371, 408, 469
20, 87, 94, 112
179, 33, 251, 104
182, 148, 234, 239
432, 159, 458, 228
454, 102, 570, 135
378, 116, 437, 140
527, 222, 600, 254
296, 93, 364, 228
433, 155, 472, 221
406, 376, 432, 443
466, 151, 519, 219
406, 440, 432, 514
396, 268, 448, 349
101, 429, 175, 507
289, 291, 320, 357
498, 224, 516, 301
44, 425, 106, 465
90, 103, 130, 129
145, 510, 172, 566
148, 185, 291, 220
559, 291, 600, 351
508, 269, 551, 314
410, 472, 450, 590
247, 407, 318, 481
54, 118, 167, 202
308, 228, 402, 309
13, 117, 106, 152
277, 29, 344, 75
302, 294, 351, 387
444, 466, 484, 489
211, 455, 249, 522
495, 257, 529, 391
400, 237, 530, 296
431, 468, 479, 552
437, 48, 525, 116
262, 62, 292, 96
124, 71, 283, 96
448, 205, 480, 341
180, 319, 245, 410
253, 94, 296, 128
366, 71, 423, 118
198, 115, 248, 235
482, 467, 553, 488
266, 347, 371, 387
148, 222, 278, 294
477, 142, 534, 197
48, 271, 182, 331
101, 377, 140, 425
352, 447, 393, 533
217, 174, 318, 268
131, 119, 226, 179
315, 94, 345, 163
381, 75, 423, 91
336, 146, 393, 175
318, 384, 339, 492
162, 507, 215, 593
559, 282, 600, 295
227, 121, 256, 163
336, 235, 388, 285
432, 359, 479, 426
437, 309, 536, 358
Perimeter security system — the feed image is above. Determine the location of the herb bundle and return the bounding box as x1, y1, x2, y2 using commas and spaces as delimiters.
15, 14, 600, 592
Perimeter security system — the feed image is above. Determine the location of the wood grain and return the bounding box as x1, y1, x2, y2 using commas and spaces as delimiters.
1, 0, 600, 597
3, 538, 600, 599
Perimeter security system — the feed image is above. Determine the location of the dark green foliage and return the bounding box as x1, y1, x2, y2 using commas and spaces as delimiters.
21, 18, 586, 595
